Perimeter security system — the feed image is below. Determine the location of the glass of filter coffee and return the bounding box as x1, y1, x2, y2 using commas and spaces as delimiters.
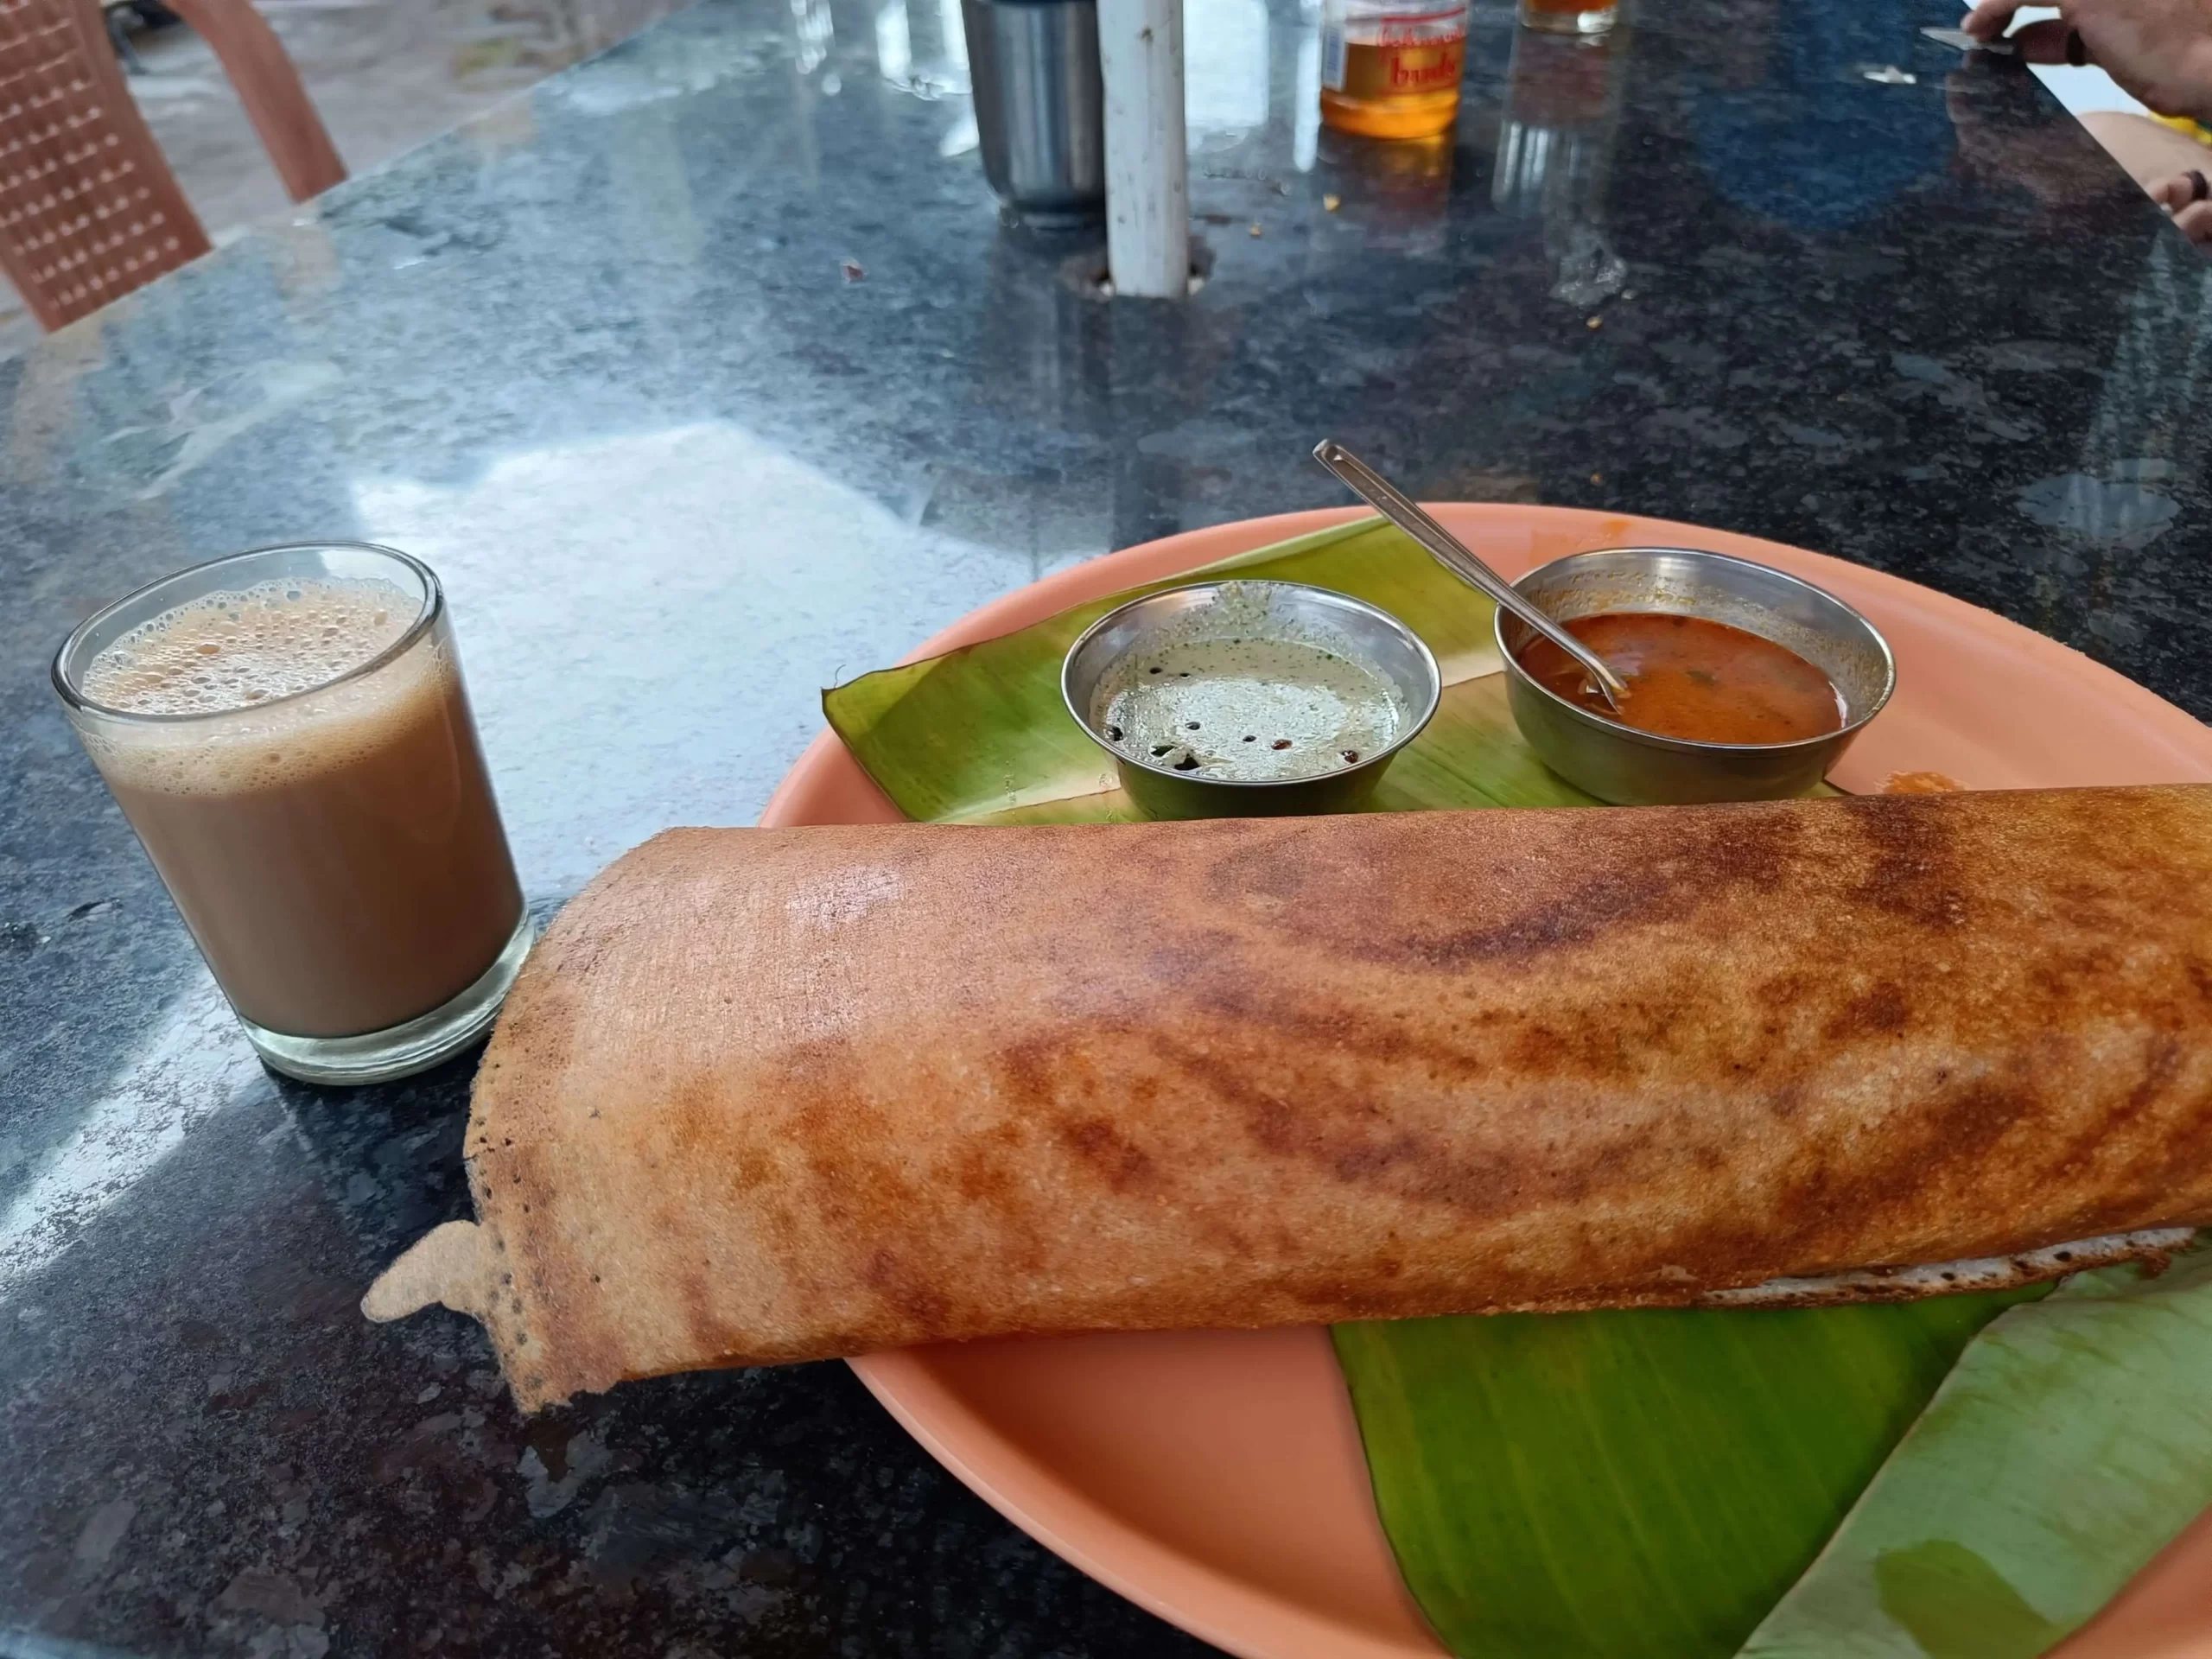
52, 542, 533, 1084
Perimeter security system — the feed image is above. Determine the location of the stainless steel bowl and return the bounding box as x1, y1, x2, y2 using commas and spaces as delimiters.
1494, 547, 1896, 805
1062, 580, 1441, 819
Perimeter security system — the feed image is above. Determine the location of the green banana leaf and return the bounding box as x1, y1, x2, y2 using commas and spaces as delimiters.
823, 518, 1597, 823
820, 520, 2208, 1659
1745, 1248, 2212, 1659
1333, 1296, 2034, 1659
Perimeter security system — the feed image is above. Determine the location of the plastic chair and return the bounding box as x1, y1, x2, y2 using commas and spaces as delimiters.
0, 0, 343, 331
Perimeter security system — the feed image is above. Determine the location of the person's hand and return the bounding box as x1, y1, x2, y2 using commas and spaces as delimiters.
1963, 0, 2212, 124
2153, 166, 2212, 236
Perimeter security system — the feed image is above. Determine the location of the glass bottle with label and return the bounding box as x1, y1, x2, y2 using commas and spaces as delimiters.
1319, 0, 1471, 140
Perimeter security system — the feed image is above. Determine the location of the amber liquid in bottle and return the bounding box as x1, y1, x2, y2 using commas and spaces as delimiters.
1319, 2, 1469, 140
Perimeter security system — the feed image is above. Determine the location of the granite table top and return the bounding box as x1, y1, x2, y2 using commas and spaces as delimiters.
3, 0, 2207, 1650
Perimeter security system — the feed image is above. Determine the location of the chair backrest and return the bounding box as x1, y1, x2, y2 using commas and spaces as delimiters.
0, 0, 342, 333
0, 0, 210, 330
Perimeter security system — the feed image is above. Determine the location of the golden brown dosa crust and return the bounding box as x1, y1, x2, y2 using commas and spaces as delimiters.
381, 787, 2212, 1411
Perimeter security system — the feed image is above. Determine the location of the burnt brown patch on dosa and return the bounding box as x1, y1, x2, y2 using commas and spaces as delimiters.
1835, 792, 1972, 929
1825, 980, 1912, 1040
412, 790, 2212, 1411
1055, 1116, 1158, 1192
1200, 803, 1806, 974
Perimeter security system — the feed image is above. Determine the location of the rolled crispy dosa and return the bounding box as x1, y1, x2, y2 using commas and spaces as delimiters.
367, 786, 2212, 1411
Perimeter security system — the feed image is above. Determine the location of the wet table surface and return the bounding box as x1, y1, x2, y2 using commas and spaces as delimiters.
3, 0, 2208, 1651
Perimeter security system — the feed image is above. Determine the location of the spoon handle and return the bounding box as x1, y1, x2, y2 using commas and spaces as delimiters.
1311, 440, 1630, 707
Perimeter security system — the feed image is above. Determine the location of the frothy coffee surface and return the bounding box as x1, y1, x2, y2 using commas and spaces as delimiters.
85, 578, 415, 715
74, 573, 523, 1038
79, 580, 439, 800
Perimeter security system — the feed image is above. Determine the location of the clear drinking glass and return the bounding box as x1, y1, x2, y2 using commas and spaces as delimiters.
1493, 22, 1630, 303
52, 543, 532, 1084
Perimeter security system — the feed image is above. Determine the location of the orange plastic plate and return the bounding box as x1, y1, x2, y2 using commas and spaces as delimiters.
758, 505, 2212, 1659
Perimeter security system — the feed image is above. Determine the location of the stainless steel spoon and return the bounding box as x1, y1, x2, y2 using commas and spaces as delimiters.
1310, 439, 1630, 710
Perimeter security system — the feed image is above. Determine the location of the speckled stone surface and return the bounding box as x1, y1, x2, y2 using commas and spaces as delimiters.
2, 0, 2206, 1652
